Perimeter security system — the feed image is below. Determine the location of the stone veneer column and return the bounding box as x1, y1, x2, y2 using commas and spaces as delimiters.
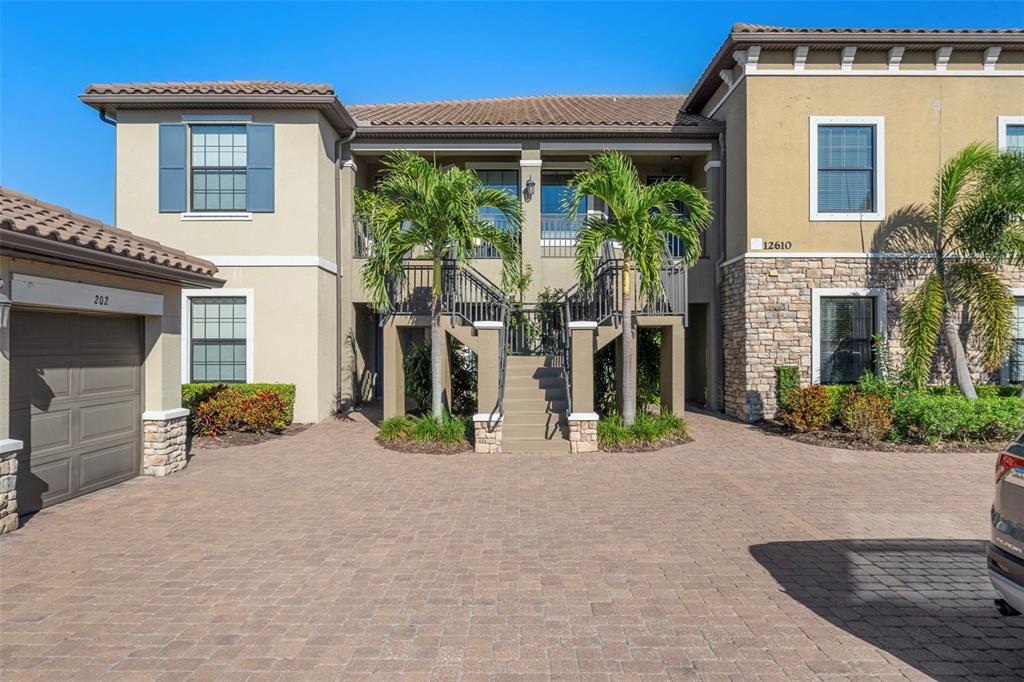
0, 439, 21, 534
473, 321, 503, 453
142, 409, 189, 476
567, 322, 599, 453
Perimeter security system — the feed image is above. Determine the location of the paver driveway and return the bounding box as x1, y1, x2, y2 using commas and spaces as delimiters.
1, 410, 1022, 680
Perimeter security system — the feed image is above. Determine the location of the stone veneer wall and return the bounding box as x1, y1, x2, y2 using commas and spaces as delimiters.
568, 419, 598, 453
0, 450, 19, 534
143, 415, 188, 476
473, 420, 502, 454
721, 256, 1024, 422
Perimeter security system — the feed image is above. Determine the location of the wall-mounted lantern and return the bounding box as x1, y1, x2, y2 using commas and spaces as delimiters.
523, 177, 536, 202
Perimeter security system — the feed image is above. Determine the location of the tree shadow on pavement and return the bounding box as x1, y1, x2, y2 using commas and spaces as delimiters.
751, 539, 1024, 680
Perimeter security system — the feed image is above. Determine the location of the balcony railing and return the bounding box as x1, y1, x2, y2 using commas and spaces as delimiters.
473, 214, 513, 259
541, 213, 585, 258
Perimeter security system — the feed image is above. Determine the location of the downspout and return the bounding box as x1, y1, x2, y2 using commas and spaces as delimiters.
98, 108, 117, 224
714, 130, 727, 412
334, 128, 357, 412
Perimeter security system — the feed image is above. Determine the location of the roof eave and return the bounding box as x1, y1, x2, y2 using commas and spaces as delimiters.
1, 229, 224, 288
684, 29, 1024, 114
80, 92, 358, 133
352, 122, 724, 139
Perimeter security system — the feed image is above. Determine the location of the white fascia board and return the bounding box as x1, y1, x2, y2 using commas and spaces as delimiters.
540, 142, 712, 152
201, 256, 339, 275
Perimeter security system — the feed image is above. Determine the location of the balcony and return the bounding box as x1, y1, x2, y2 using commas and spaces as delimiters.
541, 213, 586, 258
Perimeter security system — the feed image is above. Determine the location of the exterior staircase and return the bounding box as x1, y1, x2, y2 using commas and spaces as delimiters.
500, 356, 570, 453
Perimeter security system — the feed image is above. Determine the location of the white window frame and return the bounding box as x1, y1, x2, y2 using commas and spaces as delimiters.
998, 116, 1024, 152
181, 288, 255, 384
184, 121, 253, 219
809, 116, 886, 222
1000, 288, 1024, 385
811, 287, 887, 384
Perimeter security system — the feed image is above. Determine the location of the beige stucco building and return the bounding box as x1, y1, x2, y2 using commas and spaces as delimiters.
65, 23, 1024, 445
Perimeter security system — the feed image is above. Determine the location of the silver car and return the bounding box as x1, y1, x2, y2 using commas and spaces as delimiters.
990, 438, 1024, 616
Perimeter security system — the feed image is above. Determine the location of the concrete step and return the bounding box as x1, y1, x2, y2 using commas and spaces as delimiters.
501, 437, 571, 454
502, 423, 568, 440
503, 406, 568, 422
504, 376, 563, 390
503, 386, 567, 401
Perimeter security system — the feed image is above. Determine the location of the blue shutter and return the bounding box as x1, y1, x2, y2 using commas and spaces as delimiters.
246, 124, 274, 212
158, 124, 187, 212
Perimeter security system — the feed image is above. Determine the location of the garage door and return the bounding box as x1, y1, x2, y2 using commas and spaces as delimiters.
10, 310, 143, 513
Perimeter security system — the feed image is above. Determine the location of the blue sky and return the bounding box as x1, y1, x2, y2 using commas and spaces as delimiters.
1, 1, 1018, 223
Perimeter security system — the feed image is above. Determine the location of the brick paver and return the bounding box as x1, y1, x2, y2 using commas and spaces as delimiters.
1, 409, 1022, 680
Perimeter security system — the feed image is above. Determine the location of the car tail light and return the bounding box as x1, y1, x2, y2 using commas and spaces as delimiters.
996, 451, 1024, 483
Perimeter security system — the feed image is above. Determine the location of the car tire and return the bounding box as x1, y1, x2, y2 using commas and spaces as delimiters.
995, 598, 1021, 617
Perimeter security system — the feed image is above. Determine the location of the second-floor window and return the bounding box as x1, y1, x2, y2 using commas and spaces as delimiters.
191, 125, 247, 211
541, 170, 587, 239
999, 117, 1024, 152
810, 116, 884, 221
476, 169, 519, 229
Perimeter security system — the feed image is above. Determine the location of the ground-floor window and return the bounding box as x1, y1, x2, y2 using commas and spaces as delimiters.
1007, 297, 1024, 383
182, 289, 254, 384
818, 295, 877, 384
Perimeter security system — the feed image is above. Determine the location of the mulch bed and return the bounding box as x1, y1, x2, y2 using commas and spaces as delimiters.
598, 432, 694, 453
190, 424, 310, 451
375, 437, 472, 455
759, 420, 1002, 453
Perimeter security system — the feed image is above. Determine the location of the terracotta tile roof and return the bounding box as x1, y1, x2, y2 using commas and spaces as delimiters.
0, 187, 218, 278
84, 80, 335, 96
731, 23, 1024, 35
348, 95, 708, 127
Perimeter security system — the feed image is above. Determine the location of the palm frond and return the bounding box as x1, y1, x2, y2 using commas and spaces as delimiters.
573, 218, 617, 290
950, 261, 1015, 371
933, 142, 997, 241
900, 271, 945, 388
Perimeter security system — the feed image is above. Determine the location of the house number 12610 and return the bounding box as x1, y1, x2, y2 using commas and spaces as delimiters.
94, 294, 109, 306
763, 241, 792, 250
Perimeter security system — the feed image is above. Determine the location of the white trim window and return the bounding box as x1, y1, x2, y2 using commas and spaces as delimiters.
998, 116, 1024, 153
809, 116, 885, 221
1003, 290, 1024, 385
181, 289, 255, 384
812, 288, 887, 384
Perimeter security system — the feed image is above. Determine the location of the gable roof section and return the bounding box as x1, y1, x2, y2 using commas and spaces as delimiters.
685, 23, 1024, 114
1, 187, 220, 285
81, 80, 357, 133
348, 94, 708, 128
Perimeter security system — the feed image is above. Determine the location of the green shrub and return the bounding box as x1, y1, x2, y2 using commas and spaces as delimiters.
378, 416, 415, 441
839, 390, 894, 442
182, 383, 296, 424
378, 414, 469, 445
182, 383, 295, 436
820, 385, 854, 422
891, 393, 1024, 444
781, 385, 833, 432
926, 384, 1020, 399
775, 366, 800, 411
597, 412, 687, 448
411, 413, 469, 444
593, 329, 663, 415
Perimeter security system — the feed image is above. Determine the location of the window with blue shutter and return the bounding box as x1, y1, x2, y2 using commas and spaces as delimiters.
191, 125, 248, 211
158, 124, 187, 212
246, 124, 274, 212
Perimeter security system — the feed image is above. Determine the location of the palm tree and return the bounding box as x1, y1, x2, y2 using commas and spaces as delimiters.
894, 143, 1024, 398
567, 152, 711, 425
360, 150, 523, 418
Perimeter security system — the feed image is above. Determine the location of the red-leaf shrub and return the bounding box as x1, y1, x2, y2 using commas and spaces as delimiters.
781, 385, 833, 432
839, 390, 894, 442
193, 399, 230, 437
233, 391, 288, 434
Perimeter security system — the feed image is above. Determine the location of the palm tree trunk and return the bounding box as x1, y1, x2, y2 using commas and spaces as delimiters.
943, 310, 977, 399
621, 258, 636, 426
431, 258, 444, 418
938, 259, 977, 400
